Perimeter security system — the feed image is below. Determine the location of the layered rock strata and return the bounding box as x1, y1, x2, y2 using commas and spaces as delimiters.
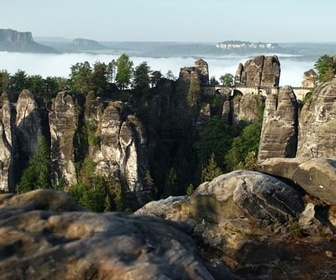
297, 77, 336, 158
258, 86, 298, 161
235, 55, 280, 87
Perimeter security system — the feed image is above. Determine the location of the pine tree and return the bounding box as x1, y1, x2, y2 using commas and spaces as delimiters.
201, 153, 222, 183
18, 136, 51, 193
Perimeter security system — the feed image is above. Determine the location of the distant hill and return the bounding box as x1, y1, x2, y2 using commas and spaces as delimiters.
0, 29, 59, 53
37, 37, 109, 53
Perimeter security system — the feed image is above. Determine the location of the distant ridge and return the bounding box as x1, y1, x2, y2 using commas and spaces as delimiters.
0, 29, 59, 53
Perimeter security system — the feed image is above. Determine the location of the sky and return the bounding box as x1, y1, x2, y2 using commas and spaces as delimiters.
1, 0, 336, 42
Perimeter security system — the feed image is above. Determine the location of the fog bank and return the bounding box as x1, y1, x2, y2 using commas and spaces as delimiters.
0, 52, 315, 87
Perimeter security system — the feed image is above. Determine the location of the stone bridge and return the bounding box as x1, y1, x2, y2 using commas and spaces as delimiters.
202, 85, 313, 101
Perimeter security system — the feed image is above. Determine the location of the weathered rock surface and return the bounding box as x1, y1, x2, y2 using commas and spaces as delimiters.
258, 157, 336, 205
137, 171, 305, 257
49, 92, 79, 186
297, 77, 336, 158
88, 101, 151, 202
15, 89, 42, 157
179, 59, 209, 85
0, 95, 14, 192
301, 69, 317, 88
137, 170, 336, 279
0, 190, 233, 280
258, 86, 298, 160
231, 93, 263, 124
234, 55, 280, 87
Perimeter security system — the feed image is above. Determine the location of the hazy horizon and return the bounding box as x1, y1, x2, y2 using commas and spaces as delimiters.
1, 1, 336, 43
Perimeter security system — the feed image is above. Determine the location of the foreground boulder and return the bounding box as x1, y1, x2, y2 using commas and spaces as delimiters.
137, 171, 305, 256
257, 157, 336, 205
137, 170, 336, 279
0, 190, 233, 280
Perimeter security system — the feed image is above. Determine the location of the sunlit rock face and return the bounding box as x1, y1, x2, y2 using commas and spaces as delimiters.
301, 69, 317, 88
297, 77, 336, 158
89, 101, 150, 196
258, 86, 298, 161
49, 92, 79, 186
235, 55, 280, 87
258, 157, 336, 205
0, 95, 14, 192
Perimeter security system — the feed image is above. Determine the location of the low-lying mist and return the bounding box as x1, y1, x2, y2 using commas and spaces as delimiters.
0, 52, 315, 87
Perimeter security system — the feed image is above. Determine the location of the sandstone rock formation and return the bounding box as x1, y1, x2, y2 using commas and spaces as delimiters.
0, 190, 233, 280
90, 101, 150, 197
0, 95, 14, 192
230, 93, 264, 124
137, 169, 336, 279
257, 157, 336, 205
49, 92, 79, 186
179, 59, 209, 85
234, 55, 280, 87
297, 77, 336, 158
301, 69, 318, 88
137, 171, 305, 257
15, 89, 42, 157
258, 86, 298, 161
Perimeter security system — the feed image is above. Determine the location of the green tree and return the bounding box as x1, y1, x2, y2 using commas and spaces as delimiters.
70, 61, 93, 93
163, 168, 178, 197
9, 70, 28, 101
201, 153, 222, 182
194, 116, 238, 171
187, 72, 201, 108
18, 136, 51, 193
226, 105, 264, 170
115, 54, 133, 90
133, 61, 151, 91
0, 70, 10, 93
92, 61, 108, 95
219, 73, 234, 86
314, 54, 336, 83
150, 70, 162, 87
27, 75, 44, 96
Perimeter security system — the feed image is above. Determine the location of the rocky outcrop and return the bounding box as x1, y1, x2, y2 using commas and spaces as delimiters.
297, 77, 336, 158
49, 92, 79, 186
0, 95, 14, 192
179, 59, 209, 85
0, 190, 232, 280
90, 102, 150, 196
15, 90, 42, 157
301, 69, 317, 88
258, 86, 298, 160
257, 157, 336, 205
231, 93, 263, 124
137, 171, 305, 257
137, 170, 336, 279
194, 59, 209, 85
0, 28, 58, 53
234, 55, 280, 87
